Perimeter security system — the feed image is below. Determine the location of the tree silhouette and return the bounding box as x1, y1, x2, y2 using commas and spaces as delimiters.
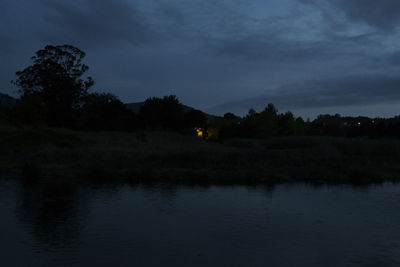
139, 95, 184, 131
223, 112, 240, 121
184, 109, 207, 129
278, 111, 296, 136
80, 93, 135, 131
14, 45, 94, 126
240, 104, 279, 138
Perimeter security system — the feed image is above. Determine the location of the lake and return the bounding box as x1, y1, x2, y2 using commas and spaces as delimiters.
1, 179, 400, 266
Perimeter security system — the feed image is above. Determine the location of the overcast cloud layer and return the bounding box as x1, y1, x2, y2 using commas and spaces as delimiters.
1, 0, 400, 118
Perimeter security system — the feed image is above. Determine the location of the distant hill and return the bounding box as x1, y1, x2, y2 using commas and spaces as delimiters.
0, 93, 17, 108
125, 102, 196, 113
124, 102, 143, 113
125, 102, 218, 122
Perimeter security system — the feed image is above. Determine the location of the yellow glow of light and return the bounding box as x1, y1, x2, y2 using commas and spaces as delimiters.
196, 128, 203, 137
357, 122, 361, 126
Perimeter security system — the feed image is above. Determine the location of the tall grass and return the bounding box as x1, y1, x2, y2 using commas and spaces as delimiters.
1, 124, 399, 185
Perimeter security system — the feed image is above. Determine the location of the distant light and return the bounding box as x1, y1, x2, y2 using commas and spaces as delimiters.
372, 120, 375, 124
357, 122, 361, 126
195, 128, 203, 137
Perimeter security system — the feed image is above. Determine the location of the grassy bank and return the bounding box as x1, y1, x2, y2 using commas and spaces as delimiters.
1, 124, 400, 185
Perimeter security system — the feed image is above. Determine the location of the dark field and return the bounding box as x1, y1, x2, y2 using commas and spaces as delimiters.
1, 123, 400, 185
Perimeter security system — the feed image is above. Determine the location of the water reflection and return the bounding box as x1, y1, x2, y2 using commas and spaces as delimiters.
16, 180, 88, 249
0, 180, 399, 266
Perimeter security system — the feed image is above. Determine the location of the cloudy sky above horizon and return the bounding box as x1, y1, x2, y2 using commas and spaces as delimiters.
1, 0, 400, 118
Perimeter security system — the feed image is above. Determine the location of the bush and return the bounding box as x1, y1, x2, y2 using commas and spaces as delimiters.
79, 93, 136, 131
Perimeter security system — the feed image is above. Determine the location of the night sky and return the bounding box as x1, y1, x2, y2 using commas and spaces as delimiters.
1, 0, 400, 118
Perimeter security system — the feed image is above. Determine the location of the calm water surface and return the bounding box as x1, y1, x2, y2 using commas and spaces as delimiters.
1, 180, 400, 266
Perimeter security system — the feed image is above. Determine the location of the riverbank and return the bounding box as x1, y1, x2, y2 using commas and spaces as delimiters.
1, 124, 400, 185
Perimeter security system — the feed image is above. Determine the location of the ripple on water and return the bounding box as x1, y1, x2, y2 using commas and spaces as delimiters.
0, 181, 400, 266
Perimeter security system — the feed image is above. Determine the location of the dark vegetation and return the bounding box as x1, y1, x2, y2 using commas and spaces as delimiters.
2, 44, 400, 185
2, 127, 400, 185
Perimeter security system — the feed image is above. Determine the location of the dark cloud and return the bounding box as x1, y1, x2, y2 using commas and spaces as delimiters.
334, 0, 400, 31
211, 36, 319, 62
39, 0, 156, 46
206, 36, 355, 64
209, 75, 400, 115
2, 0, 400, 117
301, 0, 400, 31
156, 2, 186, 25
0, 34, 16, 54
0, 1, 19, 53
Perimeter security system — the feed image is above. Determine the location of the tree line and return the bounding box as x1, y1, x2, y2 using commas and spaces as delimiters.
2, 44, 400, 140
211, 110, 400, 140
2, 45, 206, 133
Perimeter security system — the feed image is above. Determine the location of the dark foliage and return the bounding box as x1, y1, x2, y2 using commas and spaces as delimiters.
309, 114, 400, 139
9, 94, 47, 126
139, 95, 185, 131
208, 105, 400, 141
184, 109, 207, 129
13, 45, 93, 127
213, 104, 303, 140
78, 93, 136, 131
